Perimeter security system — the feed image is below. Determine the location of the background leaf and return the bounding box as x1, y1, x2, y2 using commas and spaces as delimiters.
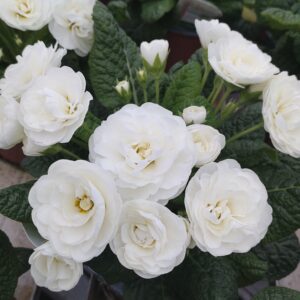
253, 287, 300, 299
141, 0, 176, 23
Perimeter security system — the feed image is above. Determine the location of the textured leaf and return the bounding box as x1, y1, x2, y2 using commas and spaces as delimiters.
89, 2, 141, 109
220, 103, 264, 140
167, 251, 238, 300
261, 8, 300, 31
0, 230, 32, 300
162, 61, 202, 114
229, 252, 268, 287
254, 234, 300, 281
253, 287, 300, 299
141, 0, 176, 23
87, 248, 138, 285
0, 181, 35, 222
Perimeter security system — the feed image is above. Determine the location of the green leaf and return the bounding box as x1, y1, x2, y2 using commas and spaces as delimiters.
86, 248, 138, 284
220, 103, 264, 141
162, 61, 203, 114
141, 0, 176, 23
254, 234, 300, 281
261, 8, 300, 31
0, 230, 32, 300
89, 2, 141, 109
253, 287, 300, 299
229, 252, 268, 287
167, 251, 238, 300
124, 278, 172, 300
0, 181, 35, 222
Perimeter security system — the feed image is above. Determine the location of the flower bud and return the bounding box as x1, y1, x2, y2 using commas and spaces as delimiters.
140, 40, 169, 76
137, 68, 147, 85
182, 106, 207, 124
115, 80, 131, 102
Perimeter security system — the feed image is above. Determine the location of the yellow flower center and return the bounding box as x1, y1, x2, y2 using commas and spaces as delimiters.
75, 194, 94, 213
16, 0, 32, 18
132, 142, 152, 160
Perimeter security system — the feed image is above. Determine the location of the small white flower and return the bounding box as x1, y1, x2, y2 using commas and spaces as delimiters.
115, 80, 130, 94
188, 124, 225, 167
262, 72, 300, 158
185, 159, 272, 256
19, 66, 92, 156
140, 39, 169, 67
111, 200, 188, 278
0, 0, 55, 31
0, 41, 66, 102
208, 35, 279, 88
182, 106, 207, 124
0, 96, 24, 149
29, 242, 83, 292
29, 160, 122, 262
195, 19, 241, 49
89, 103, 196, 204
49, 0, 95, 57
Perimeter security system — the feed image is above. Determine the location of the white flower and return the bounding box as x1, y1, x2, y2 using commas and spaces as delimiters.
89, 103, 196, 204
208, 35, 279, 88
0, 96, 24, 149
140, 39, 169, 66
19, 66, 92, 156
262, 72, 300, 158
29, 242, 83, 292
49, 0, 95, 57
185, 159, 272, 256
0, 41, 66, 102
29, 160, 122, 262
188, 124, 225, 167
182, 106, 207, 124
115, 80, 130, 94
195, 19, 241, 49
0, 0, 54, 31
111, 200, 188, 278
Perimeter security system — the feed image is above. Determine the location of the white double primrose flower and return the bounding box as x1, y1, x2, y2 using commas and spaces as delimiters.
182, 106, 207, 124
185, 159, 272, 256
0, 0, 54, 31
89, 103, 196, 204
111, 200, 188, 278
188, 124, 225, 167
195, 19, 241, 49
29, 160, 122, 262
262, 72, 300, 158
0, 41, 66, 102
0, 96, 24, 149
29, 242, 83, 292
19, 66, 92, 156
49, 0, 95, 57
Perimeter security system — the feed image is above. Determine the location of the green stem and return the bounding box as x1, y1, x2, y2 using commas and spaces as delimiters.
59, 147, 81, 160
208, 79, 224, 103
72, 136, 88, 150
227, 122, 264, 144
199, 64, 211, 94
155, 77, 160, 103
124, 49, 138, 105
215, 87, 234, 112
143, 85, 148, 103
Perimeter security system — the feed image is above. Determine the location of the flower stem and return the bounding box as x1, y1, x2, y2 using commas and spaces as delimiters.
143, 85, 148, 103
155, 77, 160, 103
199, 65, 211, 94
227, 122, 264, 144
208, 78, 224, 103
60, 147, 81, 160
72, 136, 89, 150
215, 87, 234, 112
124, 49, 138, 105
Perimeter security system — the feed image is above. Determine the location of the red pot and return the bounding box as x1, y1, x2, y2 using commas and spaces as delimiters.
0, 144, 24, 165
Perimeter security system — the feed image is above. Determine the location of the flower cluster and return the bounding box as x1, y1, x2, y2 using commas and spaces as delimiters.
0, 41, 92, 156
4, 9, 300, 295
0, 0, 95, 56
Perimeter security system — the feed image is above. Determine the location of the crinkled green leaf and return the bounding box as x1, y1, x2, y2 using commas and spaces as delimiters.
253, 287, 300, 299
0, 230, 32, 300
261, 8, 300, 31
89, 2, 141, 109
254, 234, 300, 281
141, 0, 176, 23
0, 181, 35, 222
162, 61, 203, 114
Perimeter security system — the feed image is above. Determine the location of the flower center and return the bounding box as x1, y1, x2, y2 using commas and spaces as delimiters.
16, 0, 32, 18
74, 194, 94, 213
132, 224, 156, 248
205, 200, 230, 225
65, 96, 78, 115
132, 142, 152, 160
